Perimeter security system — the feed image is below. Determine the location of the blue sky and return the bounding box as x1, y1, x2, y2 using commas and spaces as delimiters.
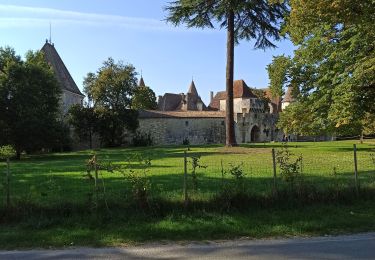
0, 0, 294, 104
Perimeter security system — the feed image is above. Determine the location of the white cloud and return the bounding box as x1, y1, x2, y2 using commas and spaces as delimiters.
0, 4, 201, 32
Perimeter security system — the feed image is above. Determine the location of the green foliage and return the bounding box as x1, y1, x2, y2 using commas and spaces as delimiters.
83, 58, 139, 146
182, 138, 190, 146
122, 154, 152, 210
68, 105, 97, 148
269, 0, 375, 136
267, 55, 291, 98
276, 145, 302, 188
0, 145, 15, 160
0, 47, 64, 157
132, 85, 157, 110
132, 131, 153, 147
165, 0, 288, 49
189, 155, 207, 191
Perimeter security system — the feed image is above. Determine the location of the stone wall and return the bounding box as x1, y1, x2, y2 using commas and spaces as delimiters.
234, 112, 281, 143
61, 90, 84, 114
138, 117, 226, 145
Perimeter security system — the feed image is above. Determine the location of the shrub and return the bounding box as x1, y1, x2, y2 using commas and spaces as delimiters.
276, 145, 302, 189
182, 138, 190, 146
122, 154, 152, 210
189, 155, 207, 191
132, 132, 153, 147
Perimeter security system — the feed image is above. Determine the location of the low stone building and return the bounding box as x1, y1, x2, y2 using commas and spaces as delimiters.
138, 79, 282, 145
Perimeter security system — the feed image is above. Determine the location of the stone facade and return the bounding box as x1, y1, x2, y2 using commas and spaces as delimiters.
136, 78, 284, 145
138, 110, 225, 145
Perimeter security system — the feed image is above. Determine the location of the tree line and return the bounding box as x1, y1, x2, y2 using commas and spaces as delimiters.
0, 48, 157, 158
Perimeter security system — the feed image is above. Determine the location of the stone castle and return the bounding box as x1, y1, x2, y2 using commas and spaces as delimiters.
43, 41, 293, 146
138, 77, 285, 145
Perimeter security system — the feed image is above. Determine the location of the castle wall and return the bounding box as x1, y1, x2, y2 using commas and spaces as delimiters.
138, 117, 225, 145
234, 112, 281, 143
61, 90, 84, 114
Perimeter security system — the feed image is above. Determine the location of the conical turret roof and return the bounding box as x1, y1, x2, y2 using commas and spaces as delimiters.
188, 80, 198, 96
41, 42, 84, 97
139, 77, 145, 87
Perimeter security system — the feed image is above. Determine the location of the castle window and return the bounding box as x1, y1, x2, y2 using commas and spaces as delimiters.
221, 121, 225, 126
185, 121, 189, 126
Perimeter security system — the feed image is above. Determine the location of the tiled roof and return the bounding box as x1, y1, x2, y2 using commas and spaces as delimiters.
208, 80, 258, 110
233, 80, 258, 98
139, 110, 225, 118
41, 42, 84, 97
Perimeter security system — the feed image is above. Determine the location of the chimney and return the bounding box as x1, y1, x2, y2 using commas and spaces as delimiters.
210, 91, 214, 103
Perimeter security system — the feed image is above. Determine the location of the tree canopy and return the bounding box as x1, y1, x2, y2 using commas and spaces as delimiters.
0, 47, 65, 158
269, 0, 375, 136
82, 58, 138, 146
132, 85, 157, 110
165, 0, 288, 146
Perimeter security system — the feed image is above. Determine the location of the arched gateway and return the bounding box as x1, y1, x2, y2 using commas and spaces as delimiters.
250, 125, 260, 142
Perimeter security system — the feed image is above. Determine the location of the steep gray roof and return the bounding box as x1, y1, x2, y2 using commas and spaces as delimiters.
41, 42, 84, 97
139, 77, 145, 87
187, 80, 198, 96
157, 93, 182, 111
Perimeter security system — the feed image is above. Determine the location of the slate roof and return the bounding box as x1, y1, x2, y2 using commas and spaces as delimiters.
139, 77, 145, 87
157, 93, 182, 111
41, 42, 84, 97
139, 110, 225, 119
187, 80, 198, 96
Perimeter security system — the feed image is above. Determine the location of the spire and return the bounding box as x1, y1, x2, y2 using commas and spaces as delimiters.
188, 79, 198, 96
139, 76, 145, 87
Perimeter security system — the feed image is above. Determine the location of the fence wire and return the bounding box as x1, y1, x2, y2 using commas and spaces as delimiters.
1, 143, 375, 208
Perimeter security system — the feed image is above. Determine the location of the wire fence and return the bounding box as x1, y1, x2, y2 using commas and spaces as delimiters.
1, 143, 375, 209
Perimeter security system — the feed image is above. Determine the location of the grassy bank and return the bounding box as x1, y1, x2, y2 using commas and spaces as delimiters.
0, 140, 374, 248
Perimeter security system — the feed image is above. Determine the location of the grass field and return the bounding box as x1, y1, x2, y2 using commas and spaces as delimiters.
0, 140, 375, 248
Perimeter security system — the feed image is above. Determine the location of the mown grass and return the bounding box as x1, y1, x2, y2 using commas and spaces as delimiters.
0, 140, 375, 248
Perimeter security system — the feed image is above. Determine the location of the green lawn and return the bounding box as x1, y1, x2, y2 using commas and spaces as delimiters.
0, 140, 375, 248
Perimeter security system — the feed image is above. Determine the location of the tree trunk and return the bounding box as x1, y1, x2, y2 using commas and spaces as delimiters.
15, 150, 21, 160
225, 10, 237, 147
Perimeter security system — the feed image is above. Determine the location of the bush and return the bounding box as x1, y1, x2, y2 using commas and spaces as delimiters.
182, 138, 190, 146
132, 132, 153, 147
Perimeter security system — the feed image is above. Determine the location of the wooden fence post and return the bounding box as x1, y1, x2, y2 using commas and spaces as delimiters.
183, 150, 188, 208
272, 148, 277, 195
353, 144, 359, 195
6, 158, 10, 208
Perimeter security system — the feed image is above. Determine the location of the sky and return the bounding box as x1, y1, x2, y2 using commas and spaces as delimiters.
0, 0, 295, 104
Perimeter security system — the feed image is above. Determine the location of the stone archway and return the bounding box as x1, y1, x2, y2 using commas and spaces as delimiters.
250, 125, 260, 142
